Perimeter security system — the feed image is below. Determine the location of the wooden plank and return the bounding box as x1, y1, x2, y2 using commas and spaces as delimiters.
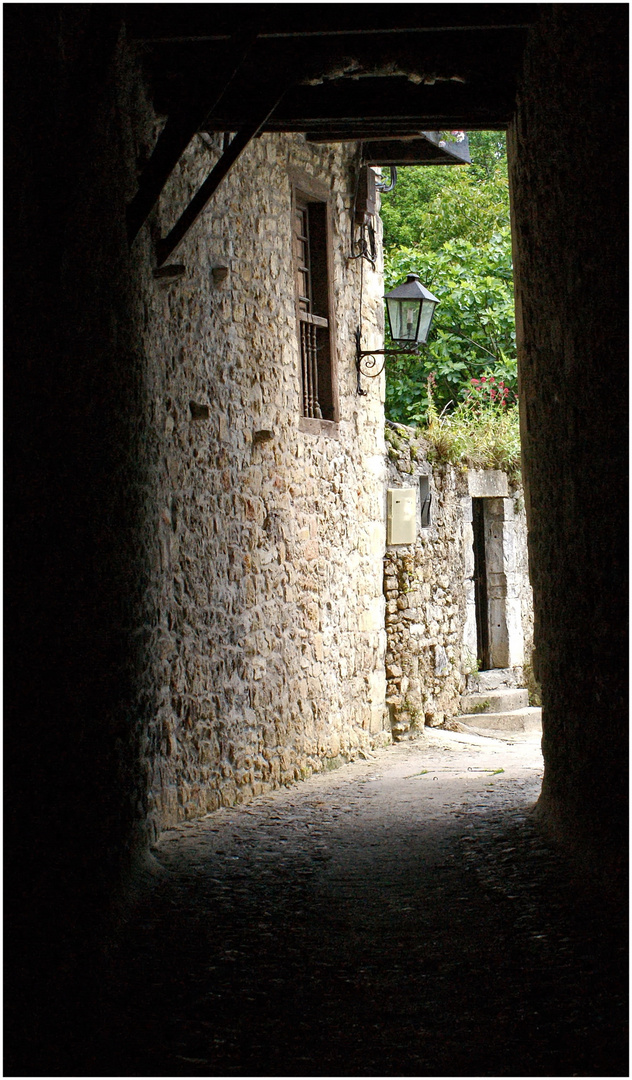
361, 136, 471, 165
362, 145, 470, 165
299, 312, 329, 329
305, 131, 471, 153
127, 6, 540, 42
309, 133, 469, 147
155, 96, 283, 266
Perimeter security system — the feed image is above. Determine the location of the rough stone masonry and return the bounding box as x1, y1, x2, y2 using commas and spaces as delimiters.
128, 82, 536, 831
138, 118, 390, 835
383, 424, 533, 737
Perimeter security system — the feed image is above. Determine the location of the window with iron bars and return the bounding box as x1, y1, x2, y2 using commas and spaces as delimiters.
293, 193, 336, 422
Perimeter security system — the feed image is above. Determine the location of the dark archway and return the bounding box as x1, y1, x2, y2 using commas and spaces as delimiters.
4, 5, 627, 1071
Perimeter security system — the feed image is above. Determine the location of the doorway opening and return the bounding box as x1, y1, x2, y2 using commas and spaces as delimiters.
472, 497, 491, 671
464, 476, 526, 677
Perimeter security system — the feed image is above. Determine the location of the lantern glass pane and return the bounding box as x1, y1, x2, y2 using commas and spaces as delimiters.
417, 300, 436, 344
388, 298, 420, 341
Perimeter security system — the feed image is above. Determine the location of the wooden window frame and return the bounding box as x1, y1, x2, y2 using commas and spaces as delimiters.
289, 169, 340, 438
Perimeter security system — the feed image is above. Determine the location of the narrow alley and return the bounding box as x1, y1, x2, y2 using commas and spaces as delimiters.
89, 730, 626, 1077
6, 10, 627, 1080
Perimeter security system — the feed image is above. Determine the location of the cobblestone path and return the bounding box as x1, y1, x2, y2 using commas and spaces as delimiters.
94, 730, 626, 1077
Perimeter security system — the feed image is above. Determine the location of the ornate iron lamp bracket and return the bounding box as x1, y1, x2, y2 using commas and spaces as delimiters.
355, 328, 420, 396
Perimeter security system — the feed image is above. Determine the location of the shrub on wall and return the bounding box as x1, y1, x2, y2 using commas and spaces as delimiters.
423, 377, 521, 480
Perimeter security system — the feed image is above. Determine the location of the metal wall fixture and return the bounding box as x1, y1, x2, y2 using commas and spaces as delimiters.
375, 165, 397, 194
356, 274, 439, 395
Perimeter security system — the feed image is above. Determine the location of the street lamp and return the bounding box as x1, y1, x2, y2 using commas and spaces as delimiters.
356, 274, 439, 395
385, 274, 439, 347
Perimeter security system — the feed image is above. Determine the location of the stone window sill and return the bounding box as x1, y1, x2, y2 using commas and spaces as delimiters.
299, 417, 340, 439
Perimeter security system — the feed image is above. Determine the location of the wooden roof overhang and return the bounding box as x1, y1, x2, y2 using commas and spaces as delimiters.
124, 4, 541, 263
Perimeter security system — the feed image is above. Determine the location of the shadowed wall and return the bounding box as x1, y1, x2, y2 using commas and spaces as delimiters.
5, 11, 157, 1068
4, 4, 627, 1074
508, 4, 628, 867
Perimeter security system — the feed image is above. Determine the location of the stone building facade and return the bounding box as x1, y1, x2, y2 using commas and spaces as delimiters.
132, 94, 536, 830
139, 121, 391, 834
11, 22, 535, 848
11, 32, 537, 843
383, 425, 533, 736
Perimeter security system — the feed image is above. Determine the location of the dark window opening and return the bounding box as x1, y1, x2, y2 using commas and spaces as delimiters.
293, 195, 335, 421
419, 475, 432, 527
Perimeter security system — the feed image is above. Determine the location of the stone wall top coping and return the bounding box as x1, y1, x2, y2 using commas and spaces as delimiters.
467, 469, 510, 497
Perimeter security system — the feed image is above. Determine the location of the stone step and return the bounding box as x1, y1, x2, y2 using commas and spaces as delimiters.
456, 706, 542, 733
466, 668, 523, 693
460, 688, 529, 714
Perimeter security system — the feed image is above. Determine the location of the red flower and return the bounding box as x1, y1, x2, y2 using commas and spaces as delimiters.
480, 376, 487, 383
471, 378, 480, 385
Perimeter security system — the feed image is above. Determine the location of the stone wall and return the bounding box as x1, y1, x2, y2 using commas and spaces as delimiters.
138, 123, 390, 833
5, 21, 172, 1064
508, 5, 628, 861
383, 425, 533, 736
5, 18, 391, 974
6, 13, 162, 936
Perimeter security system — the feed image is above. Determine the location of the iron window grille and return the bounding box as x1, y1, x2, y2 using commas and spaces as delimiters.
293, 196, 335, 422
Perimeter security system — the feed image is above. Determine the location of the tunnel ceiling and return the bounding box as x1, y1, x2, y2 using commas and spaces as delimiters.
127, 4, 541, 137
124, 4, 542, 257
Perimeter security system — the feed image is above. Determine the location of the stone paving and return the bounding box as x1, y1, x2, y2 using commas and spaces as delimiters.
94, 729, 627, 1077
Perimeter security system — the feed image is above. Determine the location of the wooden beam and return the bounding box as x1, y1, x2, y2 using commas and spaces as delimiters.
156, 97, 283, 267
127, 108, 208, 243
126, 5, 541, 42
147, 26, 528, 114
126, 29, 259, 243
266, 77, 515, 124
305, 130, 471, 163
216, 118, 512, 137
189, 58, 519, 131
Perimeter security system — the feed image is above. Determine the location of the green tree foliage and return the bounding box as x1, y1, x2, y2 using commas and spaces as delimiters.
381, 132, 509, 253
380, 133, 516, 423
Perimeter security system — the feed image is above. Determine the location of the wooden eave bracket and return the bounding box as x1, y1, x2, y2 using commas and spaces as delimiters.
126, 28, 260, 245
155, 92, 284, 267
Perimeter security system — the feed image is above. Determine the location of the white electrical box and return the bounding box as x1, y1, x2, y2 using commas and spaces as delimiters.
387, 488, 416, 545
